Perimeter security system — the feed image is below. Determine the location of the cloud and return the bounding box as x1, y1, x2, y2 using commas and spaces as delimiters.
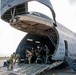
68, 0, 76, 5
68, 0, 76, 20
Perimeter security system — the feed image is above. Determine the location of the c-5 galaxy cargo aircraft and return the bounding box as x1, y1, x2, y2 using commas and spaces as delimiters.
1, 0, 76, 74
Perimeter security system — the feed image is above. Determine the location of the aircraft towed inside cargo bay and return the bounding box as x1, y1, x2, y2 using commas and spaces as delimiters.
1, 0, 76, 74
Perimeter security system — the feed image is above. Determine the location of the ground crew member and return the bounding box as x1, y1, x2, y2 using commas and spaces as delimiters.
45, 45, 50, 55
45, 45, 50, 64
14, 54, 20, 65
7, 52, 15, 70
25, 49, 32, 64
35, 49, 40, 57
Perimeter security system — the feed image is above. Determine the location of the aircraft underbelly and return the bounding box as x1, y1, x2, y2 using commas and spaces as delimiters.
10, 14, 53, 36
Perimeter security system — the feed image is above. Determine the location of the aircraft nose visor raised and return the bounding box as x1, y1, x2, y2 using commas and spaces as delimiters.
1, 0, 56, 25
1, 0, 54, 14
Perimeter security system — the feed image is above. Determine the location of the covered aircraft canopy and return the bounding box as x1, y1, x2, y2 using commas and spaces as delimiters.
1, 0, 56, 24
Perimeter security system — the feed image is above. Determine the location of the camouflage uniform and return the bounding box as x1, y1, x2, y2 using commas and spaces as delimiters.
45, 45, 50, 64
14, 54, 20, 65
25, 50, 32, 64
35, 49, 40, 57
7, 53, 15, 70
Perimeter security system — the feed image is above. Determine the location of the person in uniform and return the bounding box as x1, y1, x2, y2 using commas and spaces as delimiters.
45, 45, 50, 64
35, 49, 40, 57
35, 49, 43, 64
45, 45, 50, 55
14, 54, 20, 65
25, 49, 32, 64
7, 52, 15, 70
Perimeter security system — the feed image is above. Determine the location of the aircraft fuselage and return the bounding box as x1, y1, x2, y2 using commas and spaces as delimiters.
1, 0, 76, 71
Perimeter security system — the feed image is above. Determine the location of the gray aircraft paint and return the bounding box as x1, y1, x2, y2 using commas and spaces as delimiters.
1, 0, 76, 61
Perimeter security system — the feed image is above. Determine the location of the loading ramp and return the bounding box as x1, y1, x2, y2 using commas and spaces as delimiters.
0, 61, 63, 75
13, 61, 63, 75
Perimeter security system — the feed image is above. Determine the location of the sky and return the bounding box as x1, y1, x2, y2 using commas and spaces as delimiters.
0, 0, 76, 57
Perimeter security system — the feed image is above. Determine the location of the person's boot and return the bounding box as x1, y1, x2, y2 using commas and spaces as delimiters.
11, 66, 13, 70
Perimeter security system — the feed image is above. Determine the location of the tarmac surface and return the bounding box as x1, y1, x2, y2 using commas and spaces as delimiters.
0, 60, 6, 67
